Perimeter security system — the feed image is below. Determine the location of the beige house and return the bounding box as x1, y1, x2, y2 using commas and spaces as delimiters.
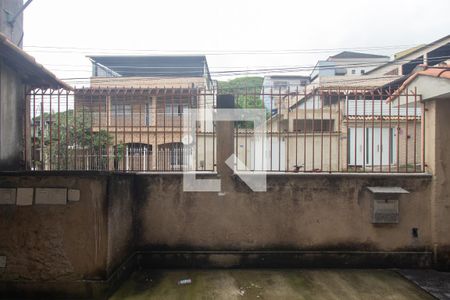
74, 55, 216, 171
264, 76, 422, 172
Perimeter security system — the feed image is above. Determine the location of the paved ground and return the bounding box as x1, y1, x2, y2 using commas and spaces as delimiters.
110, 269, 435, 300
398, 269, 450, 300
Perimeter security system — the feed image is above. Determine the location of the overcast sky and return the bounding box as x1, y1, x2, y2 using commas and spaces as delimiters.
23, 0, 450, 85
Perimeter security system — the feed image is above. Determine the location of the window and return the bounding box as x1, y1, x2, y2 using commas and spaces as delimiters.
158, 143, 184, 167
279, 120, 289, 132
165, 104, 188, 116
111, 104, 131, 116
293, 119, 334, 132
145, 103, 152, 126
351, 69, 356, 74
361, 70, 365, 75
273, 80, 289, 89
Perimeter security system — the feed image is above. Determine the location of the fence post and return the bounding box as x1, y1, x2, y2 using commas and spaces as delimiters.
216, 94, 235, 191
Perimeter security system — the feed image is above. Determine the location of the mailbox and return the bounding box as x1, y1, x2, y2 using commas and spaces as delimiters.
367, 187, 409, 224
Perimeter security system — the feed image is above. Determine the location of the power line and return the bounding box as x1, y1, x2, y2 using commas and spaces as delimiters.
55, 54, 449, 83
42, 54, 450, 76
23, 43, 417, 56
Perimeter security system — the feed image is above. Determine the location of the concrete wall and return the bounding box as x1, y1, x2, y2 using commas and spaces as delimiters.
0, 172, 439, 298
135, 174, 431, 252
0, 173, 137, 298
0, 175, 109, 282
0, 58, 26, 170
425, 98, 450, 270
106, 175, 135, 275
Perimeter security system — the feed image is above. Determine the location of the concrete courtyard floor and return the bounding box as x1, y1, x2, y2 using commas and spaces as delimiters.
110, 269, 435, 300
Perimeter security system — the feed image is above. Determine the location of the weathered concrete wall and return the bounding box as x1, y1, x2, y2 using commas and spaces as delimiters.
135, 174, 432, 253
0, 173, 139, 298
0, 172, 436, 298
0, 173, 434, 278
0, 59, 26, 170
106, 174, 135, 276
425, 99, 450, 270
0, 175, 109, 282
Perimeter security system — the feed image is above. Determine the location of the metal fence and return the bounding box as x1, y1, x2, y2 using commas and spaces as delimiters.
28, 87, 216, 172
26, 85, 425, 173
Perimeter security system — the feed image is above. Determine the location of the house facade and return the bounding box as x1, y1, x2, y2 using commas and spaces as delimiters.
73, 55, 215, 171
260, 75, 422, 172
310, 51, 390, 81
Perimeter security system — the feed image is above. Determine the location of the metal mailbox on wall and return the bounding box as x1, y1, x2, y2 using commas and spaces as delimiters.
367, 187, 409, 224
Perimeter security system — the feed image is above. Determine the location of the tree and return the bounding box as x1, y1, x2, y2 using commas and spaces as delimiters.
32, 109, 116, 170
218, 77, 265, 128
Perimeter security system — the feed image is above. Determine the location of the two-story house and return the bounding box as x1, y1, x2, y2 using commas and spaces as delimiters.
310, 51, 390, 81
74, 55, 215, 171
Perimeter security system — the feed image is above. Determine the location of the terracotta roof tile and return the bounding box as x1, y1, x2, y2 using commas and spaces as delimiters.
386, 66, 450, 102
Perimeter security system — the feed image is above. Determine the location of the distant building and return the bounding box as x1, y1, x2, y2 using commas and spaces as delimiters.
367, 35, 450, 76
262, 75, 310, 90
72, 55, 215, 171
262, 75, 310, 115
89, 55, 213, 89
310, 51, 390, 81
265, 74, 420, 171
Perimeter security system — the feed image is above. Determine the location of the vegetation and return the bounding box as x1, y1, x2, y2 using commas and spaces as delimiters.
32, 109, 116, 169
218, 77, 266, 128
218, 77, 264, 92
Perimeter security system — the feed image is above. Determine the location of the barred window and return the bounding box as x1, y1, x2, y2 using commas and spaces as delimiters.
111, 104, 131, 116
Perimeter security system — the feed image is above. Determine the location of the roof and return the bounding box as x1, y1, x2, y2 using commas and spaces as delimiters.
314, 75, 402, 88
386, 66, 450, 102
329, 51, 389, 60
367, 35, 450, 75
266, 75, 310, 79
394, 44, 426, 60
287, 75, 403, 111
74, 86, 199, 96
88, 55, 210, 78
0, 33, 70, 90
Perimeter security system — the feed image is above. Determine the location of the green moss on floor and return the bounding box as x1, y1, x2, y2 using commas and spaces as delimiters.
110, 269, 434, 300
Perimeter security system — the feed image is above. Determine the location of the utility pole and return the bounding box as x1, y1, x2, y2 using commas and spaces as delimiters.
1, 0, 33, 48
7, 0, 33, 27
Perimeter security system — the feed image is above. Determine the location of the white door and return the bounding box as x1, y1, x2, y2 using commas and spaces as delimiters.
270, 137, 286, 171
366, 128, 396, 166
349, 127, 397, 167
348, 128, 364, 166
